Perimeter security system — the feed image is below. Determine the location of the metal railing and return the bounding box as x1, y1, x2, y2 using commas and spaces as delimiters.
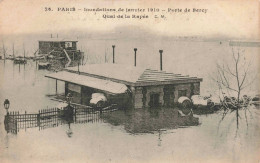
4, 104, 118, 134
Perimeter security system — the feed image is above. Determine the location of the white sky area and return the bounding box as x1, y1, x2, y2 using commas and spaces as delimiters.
0, 0, 259, 38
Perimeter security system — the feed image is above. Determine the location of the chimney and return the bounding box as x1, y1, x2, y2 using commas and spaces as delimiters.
112, 45, 115, 63
134, 48, 137, 66
159, 50, 163, 71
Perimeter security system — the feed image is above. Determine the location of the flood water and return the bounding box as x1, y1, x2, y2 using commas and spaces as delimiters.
0, 60, 260, 163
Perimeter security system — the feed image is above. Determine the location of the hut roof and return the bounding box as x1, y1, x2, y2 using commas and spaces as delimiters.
45, 71, 128, 94
38, 38, 78, 42
64, 64, 202, 86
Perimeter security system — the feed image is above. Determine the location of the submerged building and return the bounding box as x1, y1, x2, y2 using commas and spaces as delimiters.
38, 38, 79, 55
45, 64, 202, 109
38, 38, 83, 68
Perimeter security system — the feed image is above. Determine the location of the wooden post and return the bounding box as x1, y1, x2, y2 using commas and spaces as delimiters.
55, 108, 57, 126
92, 108, 94, 123
134, 48, 137, 67
56, 80, 58, 95
25, 111, 26, 131
15, 119, 18, 134
3, 42, 6, 60
81, 52, 84, 65
17, 111, 19, 132
80, 86, 83, 105
78, 61, 80, 74
74, 107, 76, 122
112, 45, 115, 63
23, 43, 26, 65
100, 107, 102, 115
159, 50, 163, 71
38, 110, 40, 130
13, 43, 15, 59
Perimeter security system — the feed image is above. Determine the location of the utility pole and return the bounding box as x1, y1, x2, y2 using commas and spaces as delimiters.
134, 48, 137, 66
112, 45, 115, 64
159, 50, 163, 71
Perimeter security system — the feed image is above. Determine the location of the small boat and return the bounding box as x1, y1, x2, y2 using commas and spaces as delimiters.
14, 57, 27, 64
6, 55, 15, 60
25, 56, 34, 60
38, 61, 51, 69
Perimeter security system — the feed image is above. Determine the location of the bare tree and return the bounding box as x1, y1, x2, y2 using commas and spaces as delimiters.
213, 47, 257, 131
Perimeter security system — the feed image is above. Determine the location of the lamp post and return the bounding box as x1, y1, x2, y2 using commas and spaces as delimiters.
4, 99, 10, 115
4, 99, 10, 133
65, 93, 74, 125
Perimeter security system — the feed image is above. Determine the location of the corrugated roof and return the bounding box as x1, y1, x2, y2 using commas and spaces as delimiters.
137, 69, 199, 83
65, 64, 202, 86
38, 38, 78, 42
45, 71, 128, 94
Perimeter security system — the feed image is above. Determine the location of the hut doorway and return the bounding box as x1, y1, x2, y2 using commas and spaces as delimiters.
163, 85, 175, 107
150, 93, 160, 107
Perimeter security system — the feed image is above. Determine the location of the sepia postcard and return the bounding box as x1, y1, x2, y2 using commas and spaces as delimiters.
0, 0, 259, 162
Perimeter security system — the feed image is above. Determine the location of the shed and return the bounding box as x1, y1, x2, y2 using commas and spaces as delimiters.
38, 38, 78, 55
38, 38, 83, 68
45, 64, 203, 108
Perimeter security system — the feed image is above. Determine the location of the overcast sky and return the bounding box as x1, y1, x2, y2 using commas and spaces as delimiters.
0, 0, 259, 39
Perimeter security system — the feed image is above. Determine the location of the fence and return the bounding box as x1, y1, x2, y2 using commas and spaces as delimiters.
74, 104, 117, 124
4, 104, 118, 134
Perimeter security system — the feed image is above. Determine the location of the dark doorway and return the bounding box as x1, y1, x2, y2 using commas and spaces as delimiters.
150, 93, 160, 107
178, 90, 187, 98
163, 85, 175, 107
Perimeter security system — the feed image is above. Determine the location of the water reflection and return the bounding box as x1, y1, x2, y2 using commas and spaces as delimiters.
158, 130, 162, 146
66, 122, 73, 138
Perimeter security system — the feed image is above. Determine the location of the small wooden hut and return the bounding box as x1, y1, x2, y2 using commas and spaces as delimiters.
38, 38, 83, 68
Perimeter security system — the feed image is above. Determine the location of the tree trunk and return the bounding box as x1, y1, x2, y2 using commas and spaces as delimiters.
236, 91, 240, 129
